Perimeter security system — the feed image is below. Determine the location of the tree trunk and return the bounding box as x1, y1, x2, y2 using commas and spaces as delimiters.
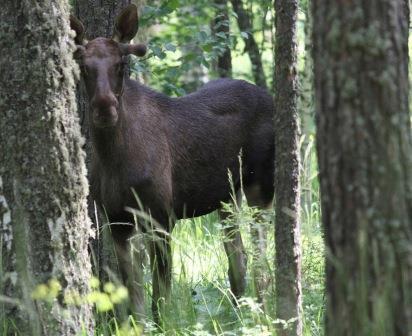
0, 1, 93, 335
213, 0, 232, 78
273, 0, 302, 335
312, 0, 412, 335
230, 0, 267, 88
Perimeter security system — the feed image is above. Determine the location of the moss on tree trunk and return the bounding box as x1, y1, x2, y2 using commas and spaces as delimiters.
0, 1, 93, 334
312, 0, 412, 335
273, 0, 302, 335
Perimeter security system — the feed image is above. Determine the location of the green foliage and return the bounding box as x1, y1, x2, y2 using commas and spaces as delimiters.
131, 0, 275, 94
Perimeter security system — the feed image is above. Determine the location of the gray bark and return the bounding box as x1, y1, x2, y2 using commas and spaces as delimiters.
312, 0, 412, 335
274, 0, 302, 335
0, 1, 93, 335
230, 0, 267, 88
73, 0, 131, 39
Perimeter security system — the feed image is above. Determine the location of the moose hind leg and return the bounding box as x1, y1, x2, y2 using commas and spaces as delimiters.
223, 224, 248, 298
245, 183, 273, 307
220, 199, 247, 299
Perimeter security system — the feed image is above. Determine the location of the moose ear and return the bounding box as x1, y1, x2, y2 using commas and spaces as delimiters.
113, 4, 139, 43
70, 15, 85, 45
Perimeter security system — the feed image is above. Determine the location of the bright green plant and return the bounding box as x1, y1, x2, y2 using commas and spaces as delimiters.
32, 277, 128, 314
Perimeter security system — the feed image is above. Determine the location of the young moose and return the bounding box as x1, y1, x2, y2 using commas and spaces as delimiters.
70, 5, 274, 322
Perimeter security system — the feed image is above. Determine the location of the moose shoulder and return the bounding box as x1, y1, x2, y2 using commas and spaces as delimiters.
70, 4, 274, 323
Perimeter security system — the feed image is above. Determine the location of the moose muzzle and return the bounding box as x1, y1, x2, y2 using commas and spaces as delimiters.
91, 92, 119, 128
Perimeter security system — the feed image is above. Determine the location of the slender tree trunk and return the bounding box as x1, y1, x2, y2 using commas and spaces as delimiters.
213, 0, 232, 78
230, 0, 267, 88
0, 1, 93, 335
312, 0, 412, 335
273, 0, 302, 335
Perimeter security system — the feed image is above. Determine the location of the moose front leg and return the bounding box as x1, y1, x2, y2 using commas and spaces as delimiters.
149, 231, 172, 325
111, 224, 146, 320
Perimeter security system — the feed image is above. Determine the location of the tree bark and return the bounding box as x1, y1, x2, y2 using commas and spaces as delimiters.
298, 0, 314, 136
230, 0, 267, 88
213, 0, 232, 78
273, 0, 302, 335
312, 0, 412, 335
0, 1, 93, 335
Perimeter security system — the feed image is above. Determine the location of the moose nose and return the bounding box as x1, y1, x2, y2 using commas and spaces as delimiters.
91, 93, 119, 128
91, 92, 118, 110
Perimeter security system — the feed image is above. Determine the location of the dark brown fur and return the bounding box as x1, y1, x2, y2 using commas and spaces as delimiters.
71, 5, 274, 323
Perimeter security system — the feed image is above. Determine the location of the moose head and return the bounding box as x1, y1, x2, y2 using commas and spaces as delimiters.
70, 5, 146, 128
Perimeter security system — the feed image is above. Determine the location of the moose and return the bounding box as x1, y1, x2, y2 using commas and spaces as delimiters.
70, 4, 275, 322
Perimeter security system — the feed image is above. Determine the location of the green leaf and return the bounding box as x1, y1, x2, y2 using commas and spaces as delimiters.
198, 31, 208, 42
167, 0, 179, 10
165, 42, 177, 52
201, 43, 213, 52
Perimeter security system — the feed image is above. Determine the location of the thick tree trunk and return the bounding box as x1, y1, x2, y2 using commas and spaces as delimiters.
0, 1, 93, 335
213, 0, 232, 78
273, 0, 302, 335
312, 0, 412, 335
230, 0, 267, 88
